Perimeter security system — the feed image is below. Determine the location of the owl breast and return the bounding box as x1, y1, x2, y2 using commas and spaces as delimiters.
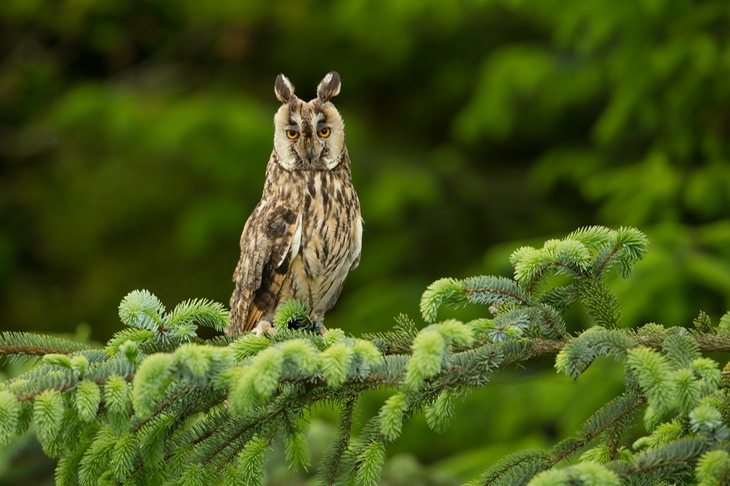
282, 168, 362, 319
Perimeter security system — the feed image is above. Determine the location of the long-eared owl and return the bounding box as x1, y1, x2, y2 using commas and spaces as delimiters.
229, 72, 362, 334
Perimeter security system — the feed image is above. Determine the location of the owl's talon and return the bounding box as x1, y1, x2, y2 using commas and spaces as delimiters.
252, 321, 277, 337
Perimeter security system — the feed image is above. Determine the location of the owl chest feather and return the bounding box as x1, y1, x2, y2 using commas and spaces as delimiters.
276, 168, 361, 315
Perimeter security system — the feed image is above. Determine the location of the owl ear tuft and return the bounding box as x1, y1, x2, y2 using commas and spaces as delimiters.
317, 72, 341, 102
275, 74, 295, 103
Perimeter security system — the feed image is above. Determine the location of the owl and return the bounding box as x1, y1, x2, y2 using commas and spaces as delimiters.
229, 72, 362, 335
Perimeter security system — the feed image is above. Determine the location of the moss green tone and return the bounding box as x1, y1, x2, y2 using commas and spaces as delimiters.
3, 2, 730, 481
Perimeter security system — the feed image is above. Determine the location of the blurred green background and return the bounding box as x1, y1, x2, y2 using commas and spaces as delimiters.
2, 0, 730, 483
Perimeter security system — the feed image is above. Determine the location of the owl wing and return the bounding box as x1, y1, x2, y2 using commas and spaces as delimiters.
230, 200, 302, 333
349, 216, 364, 270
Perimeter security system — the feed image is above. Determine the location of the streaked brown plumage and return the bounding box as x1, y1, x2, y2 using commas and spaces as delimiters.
229, 72, 362, 334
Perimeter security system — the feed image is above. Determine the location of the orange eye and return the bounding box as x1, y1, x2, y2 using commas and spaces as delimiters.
318, 127, 331, 138
286, 130, 299, 140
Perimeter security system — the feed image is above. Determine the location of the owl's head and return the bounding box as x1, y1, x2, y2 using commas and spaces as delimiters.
272, 72, 346, 171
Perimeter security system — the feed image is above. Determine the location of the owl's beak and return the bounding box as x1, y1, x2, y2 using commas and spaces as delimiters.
303, 139, 314, 163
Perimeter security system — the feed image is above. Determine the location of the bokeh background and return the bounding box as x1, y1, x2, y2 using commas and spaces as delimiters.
2, 0, 730, 483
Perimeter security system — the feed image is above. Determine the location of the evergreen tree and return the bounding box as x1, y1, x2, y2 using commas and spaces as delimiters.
1, 226, 729, 485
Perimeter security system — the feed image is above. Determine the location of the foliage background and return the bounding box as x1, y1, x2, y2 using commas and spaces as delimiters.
1, 0, 729, 483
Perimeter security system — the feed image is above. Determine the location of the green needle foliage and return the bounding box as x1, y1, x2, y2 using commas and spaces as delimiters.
1, 226, 730, 485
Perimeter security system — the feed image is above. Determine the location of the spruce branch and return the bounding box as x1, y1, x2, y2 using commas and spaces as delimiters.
319, 395, 357, 485
695, 450, 730, 485
0, 332, 94, 362
547, 393, 647, 467
466, 449, 547, 486
3, 226, 730, 485
283, 411, 311, 472
363, 314, 420, 354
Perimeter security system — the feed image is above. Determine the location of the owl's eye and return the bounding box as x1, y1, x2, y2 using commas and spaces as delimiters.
286, 130, 300, 140
318, 127, 331, 138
